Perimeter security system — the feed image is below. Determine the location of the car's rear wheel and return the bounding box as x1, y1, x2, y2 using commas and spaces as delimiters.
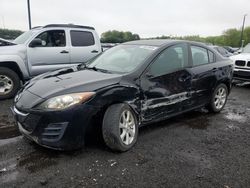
102, 103, 138, 152
0, 67, 21, 100
208, 83, 228, 113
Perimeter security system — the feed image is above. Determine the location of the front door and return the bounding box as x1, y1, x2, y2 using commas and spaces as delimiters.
27, 29, 71, 76
140, 43, 193, 123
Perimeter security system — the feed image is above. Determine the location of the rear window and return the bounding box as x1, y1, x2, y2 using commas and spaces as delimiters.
70, 30, 95, 47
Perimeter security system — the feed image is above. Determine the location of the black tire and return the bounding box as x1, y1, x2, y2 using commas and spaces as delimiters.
102, 103, 138, 152
0, 67, 21, 100
208, 83, 228, 113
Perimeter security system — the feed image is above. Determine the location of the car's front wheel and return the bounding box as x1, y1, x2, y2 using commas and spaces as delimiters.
102, 103, 138, 152
208, 83, 228, 113
0, 67, 21, 100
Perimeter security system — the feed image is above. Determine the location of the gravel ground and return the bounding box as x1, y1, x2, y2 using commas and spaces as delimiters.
0, 83, 250, 188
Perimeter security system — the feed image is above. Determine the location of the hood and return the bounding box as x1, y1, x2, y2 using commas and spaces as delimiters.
0, 44, 26, 55
0, 38, 15, 46
230, 53, 250, 61
24, 66, 123, 99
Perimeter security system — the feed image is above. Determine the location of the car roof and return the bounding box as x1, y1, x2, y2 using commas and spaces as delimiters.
31, 24, 95, 30
123, 39, 208, 47
123, 39, 178, 46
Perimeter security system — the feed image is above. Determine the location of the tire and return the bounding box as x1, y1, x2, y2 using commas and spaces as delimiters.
208, 83, 228, 113
0, 67, 21, 100
102, 103, 138, 152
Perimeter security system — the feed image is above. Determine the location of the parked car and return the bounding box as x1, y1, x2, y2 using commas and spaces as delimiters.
230, 43, 250, 81
0, 38, 15, 46
0, 24, 102, 99
210, 45, 233, 57
101, 43, 117, 51
223, 46, 237, 54
12, 40, 233, 152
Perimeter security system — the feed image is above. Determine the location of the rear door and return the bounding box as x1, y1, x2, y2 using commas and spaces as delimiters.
69, 30, 101, 64
189, 45, 217, 106
140, 43, 193, 123
27, 29, 71, 76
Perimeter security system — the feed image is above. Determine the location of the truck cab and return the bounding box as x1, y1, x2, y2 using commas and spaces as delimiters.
0, 24, 102, 99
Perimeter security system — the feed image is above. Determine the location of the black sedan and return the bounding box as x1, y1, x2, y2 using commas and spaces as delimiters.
12, 40, 233, 151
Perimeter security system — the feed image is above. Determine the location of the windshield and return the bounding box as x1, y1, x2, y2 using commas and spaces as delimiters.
243, 44, 250, 53
87, 44, 158, 73
13, 30, 36, 44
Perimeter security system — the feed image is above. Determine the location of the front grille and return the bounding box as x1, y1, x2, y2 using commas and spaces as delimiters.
247, 61, 250, 67
42, 122, 68, 142
235, 60, 246, 66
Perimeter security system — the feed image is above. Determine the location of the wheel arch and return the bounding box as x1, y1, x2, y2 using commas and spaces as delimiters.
0, 61, 24, 82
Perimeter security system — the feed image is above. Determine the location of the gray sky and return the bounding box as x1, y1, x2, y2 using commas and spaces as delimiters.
0, 0, 250, 38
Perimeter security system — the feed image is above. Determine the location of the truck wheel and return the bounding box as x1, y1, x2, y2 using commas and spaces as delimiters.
0, 67, 21, 100
208, 83, 228, 113
102, 103, 138, 152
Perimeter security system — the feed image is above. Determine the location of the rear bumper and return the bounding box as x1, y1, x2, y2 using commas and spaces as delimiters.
233, 69, 250, 81
11, 104, 100, 150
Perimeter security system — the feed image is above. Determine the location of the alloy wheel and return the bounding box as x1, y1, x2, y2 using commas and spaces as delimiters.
214, 87, 227, 110
0, 75, 14, 95
119, 110, 136, 145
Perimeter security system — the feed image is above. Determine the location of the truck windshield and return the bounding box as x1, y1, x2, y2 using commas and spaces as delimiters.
87, 44, 158, 73
13, 30, 36, 44
243, 44, 250, 53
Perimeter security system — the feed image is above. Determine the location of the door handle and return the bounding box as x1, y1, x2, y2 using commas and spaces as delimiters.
91, 50, 99, 53
60, 50, 69, 54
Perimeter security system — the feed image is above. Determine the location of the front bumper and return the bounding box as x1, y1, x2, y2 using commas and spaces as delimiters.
11, 104, 100, 150
233, 69, 250, 81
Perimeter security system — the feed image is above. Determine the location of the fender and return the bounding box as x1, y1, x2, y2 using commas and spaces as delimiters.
0, 55, 30, 79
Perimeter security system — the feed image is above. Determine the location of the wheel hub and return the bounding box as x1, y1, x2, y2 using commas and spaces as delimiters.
119, 110, 136, 145
214, 87, 226, 110
0, 75, 14, 95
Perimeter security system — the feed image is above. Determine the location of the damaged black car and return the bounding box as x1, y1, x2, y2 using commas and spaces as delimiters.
12, 40, 233, 151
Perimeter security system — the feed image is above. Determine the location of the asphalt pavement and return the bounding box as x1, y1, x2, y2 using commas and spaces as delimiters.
0, 83, 250, 188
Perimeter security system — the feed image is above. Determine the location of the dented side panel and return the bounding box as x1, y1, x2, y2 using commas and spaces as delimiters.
140, 69, 193, 123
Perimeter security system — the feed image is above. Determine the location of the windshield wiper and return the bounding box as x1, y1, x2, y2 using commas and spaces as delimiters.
78, 64, 111, 74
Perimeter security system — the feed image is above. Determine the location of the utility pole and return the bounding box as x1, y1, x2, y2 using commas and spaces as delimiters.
27, 0, 32, 29
240, 14, 247, 48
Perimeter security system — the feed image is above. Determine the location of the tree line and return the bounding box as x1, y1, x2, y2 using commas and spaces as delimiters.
1, 26, 250, 47
0, 28, 23, 40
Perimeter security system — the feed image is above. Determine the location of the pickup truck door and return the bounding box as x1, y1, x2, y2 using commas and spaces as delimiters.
69, 30, 101, 64
27, 29, 71, 76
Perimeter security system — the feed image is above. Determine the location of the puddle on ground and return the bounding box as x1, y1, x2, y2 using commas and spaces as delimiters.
0, 126, 20, 139
224, 112, 247, 123
18, 151, 59, 173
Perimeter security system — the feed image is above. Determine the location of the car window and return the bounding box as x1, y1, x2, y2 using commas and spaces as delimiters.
149, 43, 188, 77
34, 30, 66, 47
191, 46, 209, 66
70, 30, 95, 47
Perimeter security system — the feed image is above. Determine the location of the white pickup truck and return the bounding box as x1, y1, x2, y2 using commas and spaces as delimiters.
0, 24, 102, 99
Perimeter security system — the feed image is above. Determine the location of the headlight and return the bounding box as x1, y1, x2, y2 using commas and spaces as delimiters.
38, 92, 95, 110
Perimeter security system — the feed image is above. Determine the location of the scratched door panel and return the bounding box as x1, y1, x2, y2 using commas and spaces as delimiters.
141, 69, 192, 123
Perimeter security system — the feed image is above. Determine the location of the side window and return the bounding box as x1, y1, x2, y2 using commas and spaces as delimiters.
70, 31, 95, 47
191, 46, 210, 66
149, 43, 188, 77
35, 30, 66, 47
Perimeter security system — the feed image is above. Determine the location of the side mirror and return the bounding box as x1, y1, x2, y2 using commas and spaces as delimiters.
29, 38, 42, 47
